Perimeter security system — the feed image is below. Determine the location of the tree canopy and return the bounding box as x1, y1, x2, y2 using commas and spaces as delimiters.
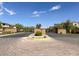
36, 24, 41, 29
15, 24, 24, 29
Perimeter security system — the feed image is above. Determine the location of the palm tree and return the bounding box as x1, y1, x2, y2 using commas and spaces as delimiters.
36, 24, 41, 29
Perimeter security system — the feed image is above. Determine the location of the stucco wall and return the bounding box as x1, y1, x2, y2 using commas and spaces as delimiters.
34, 29, 46, 35
0, 28, 3, 34
4, 28, 17, 33
58, 29, 66, 34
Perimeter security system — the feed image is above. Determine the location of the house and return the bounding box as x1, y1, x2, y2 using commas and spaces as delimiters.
0, 23, 17, 34
72, 22, 79, 27
53, 23, 66, 34
53, 26, 66, 34
53, 21, 79, 34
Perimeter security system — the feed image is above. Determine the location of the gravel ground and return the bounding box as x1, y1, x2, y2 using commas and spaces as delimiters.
0, 37, 79, 56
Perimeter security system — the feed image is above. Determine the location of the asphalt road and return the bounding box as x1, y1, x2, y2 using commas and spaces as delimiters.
0, 32, 32, 38
47, 32, 79, 46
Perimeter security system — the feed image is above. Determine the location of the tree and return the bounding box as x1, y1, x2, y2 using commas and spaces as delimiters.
70, 25, 77, 30
36, 24, 41, 29
64, 20, 72, 33
30, 26, 34, 32
56, 23, 64, 29
0, 21, 2, 28
15, 24, 24, 32
15, 24, 24, 29
23, 26, 34, 32
47, 26, 54, 32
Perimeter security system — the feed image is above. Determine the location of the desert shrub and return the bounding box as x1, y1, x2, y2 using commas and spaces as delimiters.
35, 31, 42, 36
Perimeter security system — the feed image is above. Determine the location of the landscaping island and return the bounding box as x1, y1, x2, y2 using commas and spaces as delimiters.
27, 24, 51, 40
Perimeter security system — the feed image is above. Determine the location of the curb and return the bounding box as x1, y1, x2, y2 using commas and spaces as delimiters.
0, 32, 25, 37
25, 33, 54, 40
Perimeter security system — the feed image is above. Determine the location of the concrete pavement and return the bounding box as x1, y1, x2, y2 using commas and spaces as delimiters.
0, 35, 79, 56
47, 32, 79, 46
0, 32, 79, 55
0, 32, 32, 38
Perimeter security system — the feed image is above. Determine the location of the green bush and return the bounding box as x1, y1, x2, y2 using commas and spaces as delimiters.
35, 31, 42, 36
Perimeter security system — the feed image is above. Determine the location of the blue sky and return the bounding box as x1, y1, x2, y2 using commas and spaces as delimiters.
0, 2, 79, 28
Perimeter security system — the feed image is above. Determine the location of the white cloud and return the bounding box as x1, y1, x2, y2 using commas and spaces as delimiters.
32, 5, 61, 17
32, 11, 46, 15
0, 2, 16, 15
35, 14, 40, 17
32, 11, 46, 17
0, 2, 3, 11
0, 12, 3, 15
32, 11, 40, 17
4, 8, 16, 15
39, 11, 47, 14
32, 11, 38, 15
50, 5, 61, 11
0, 2, 4, 15
32, 14, 40, 17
